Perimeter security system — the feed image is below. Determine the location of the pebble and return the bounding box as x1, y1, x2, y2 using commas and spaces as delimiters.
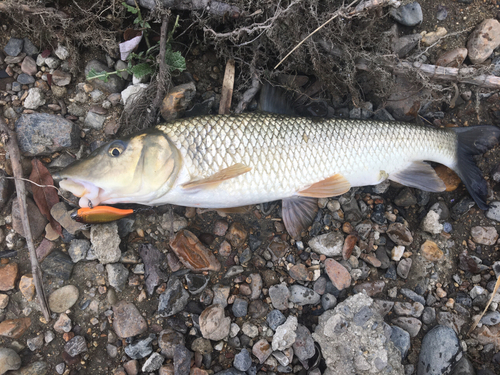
324, 258, 351, 291
392, 317, 421, 337
289, 285, 320, 306
68, 239, 90, 263
27, 335, 44, 351
391, 246, 405, 261
226, 222, 248, 248
394, 188, 417, 207
55, 363, 65, 374
45, 57, 60, 69
124, 335, 154, 359
234, 349, 252, 371
353, 280, 385, 296
53, 313, 72, 333
199, 304, 231, 341
0, 295, 8, 309
421, 27, 447, 46
214, 220, 229, 236
390, 326, 411, 359
394, 302, 424, 317
252, 339, 272, 364
64, 335, 87, 357
24, 87, 45, 109
55, 45, 69, 60
420, 240, 444, 261
249, 273, 262, 300
41, 251, 74, 280
242, 322, 259, 338
267, 309, 287, 331
158, 277, 189, 317
272, 316, 297, 351
0, 318, 31, 339
169, 230, 221, 271
421, 211, 443, 234
4, 38, 24, 56
321, 293, 337, 310
22, 38, 38, 56
308, 232, 344, 257
85, 60, 125, 93
397, 258, 412, 279
422, 307, 436, 325
106, 263, 129, 292
12, 198, 47, 239
471, 226, 498, 245
293, 324, 315, 361
191, 337, 212, 354
435, 48, 468, 68
480, 311, 500, 326
113, 300, 148, 338
17, 73, 35, 85
185, 274, 209, 295
232, 298, 248, 317
467, 19, 500, 64
393, 34, 422, 58
373, 300, 394, 317
269, 282, 291, 310
90, 222, 121, 264
160, 82, 197, 121
417, 325, 460, 374
486, 201, 500, 222
143, 352, 165, 372
0, 263, 18, 291
159, 329, 185, 358
48, 285, 79, 313
0, 347, 21, 373
386, 223, 413, 246
390, 2, 422, 26
84, 112, 106, 129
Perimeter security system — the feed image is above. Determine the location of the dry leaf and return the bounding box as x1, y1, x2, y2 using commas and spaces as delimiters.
29, 159, 62, 237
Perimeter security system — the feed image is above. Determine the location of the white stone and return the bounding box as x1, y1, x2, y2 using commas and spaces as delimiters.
272, 316, 298, 351
24, 88, 45, 109
54, 45, 70, 60
391, 246, 405, 261
421, 210, 443, 234
121, 83, 148, 109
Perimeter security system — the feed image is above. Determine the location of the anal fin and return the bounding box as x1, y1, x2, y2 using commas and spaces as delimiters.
282, 196, 319, 239
182, 163, 251, 190
298, 174, 351, 198
389, 161, 446, 192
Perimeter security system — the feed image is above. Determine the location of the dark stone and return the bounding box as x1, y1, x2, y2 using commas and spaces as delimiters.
41, 251, 74, 280
422, 307, 436, 325
394, 188, 417, 207
232, 298, 248, 318
267, 309, 286, 331
22, 38, 39, 56
248, 300, 268, 319
84, 60, 124, 93
124, 335, 154, 359
17, 73, 35, 85
292, 324, 315, 361
233, 349, 252, 371
185, 274, 209, 295
400, 288, 426, 305
417, 325, 461, 375
173, 344, 192, 375
390, 2, 423, 26
64, 336, 87, 357
451, 198, 475, 220
139, 244, 168, 296
62, 351, 80, 365
15, 113, 79, 156
375, 246, 391, 269
384, 264, 397, 280
158, 277, 189, 317
391, 326, 410, 359
4, 38, 24, 56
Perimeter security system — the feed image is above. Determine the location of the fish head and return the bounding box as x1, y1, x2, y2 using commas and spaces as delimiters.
57, 128, 181, 207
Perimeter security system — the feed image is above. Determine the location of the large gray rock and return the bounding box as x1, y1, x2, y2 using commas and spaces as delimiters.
417, 325, 461, 375
0, 347, 21, 373
15, 113, 79, 156
312, 293, 404, 375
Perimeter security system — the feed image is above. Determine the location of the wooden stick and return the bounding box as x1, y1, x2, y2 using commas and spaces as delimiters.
219, 59, 235, 114
0, 117, 51, 322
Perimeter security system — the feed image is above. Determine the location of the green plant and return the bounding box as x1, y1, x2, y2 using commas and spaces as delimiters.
86, 7, 185, 83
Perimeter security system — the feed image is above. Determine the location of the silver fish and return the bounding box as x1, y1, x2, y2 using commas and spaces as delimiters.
57, 112, 500, 237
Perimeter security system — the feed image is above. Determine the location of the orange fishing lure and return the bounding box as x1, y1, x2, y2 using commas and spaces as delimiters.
70, 206, 135, 224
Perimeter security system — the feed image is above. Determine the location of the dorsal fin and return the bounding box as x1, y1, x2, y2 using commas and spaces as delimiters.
389, 161, 446, 192
182, 163, 251, 190
298, 174, 351, 198
282, 196, 318, 239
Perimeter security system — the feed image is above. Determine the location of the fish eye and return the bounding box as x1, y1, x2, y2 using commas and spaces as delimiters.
107, 141, 126, 157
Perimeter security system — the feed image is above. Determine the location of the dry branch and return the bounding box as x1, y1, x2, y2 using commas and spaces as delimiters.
0, 117, 51, 322
219, 59, 235, 114
235, 72, 261, 114
128, 0, 240, 16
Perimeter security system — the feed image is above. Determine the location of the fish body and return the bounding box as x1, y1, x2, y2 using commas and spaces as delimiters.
58, 112, 500, 237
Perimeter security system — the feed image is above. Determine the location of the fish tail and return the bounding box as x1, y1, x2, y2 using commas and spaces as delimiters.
452, 125, 500, 209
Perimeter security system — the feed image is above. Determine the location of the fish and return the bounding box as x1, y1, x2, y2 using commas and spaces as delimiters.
55, 103, 500, 238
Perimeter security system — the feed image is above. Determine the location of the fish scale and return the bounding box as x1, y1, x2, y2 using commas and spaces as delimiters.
159, 112, 457, 207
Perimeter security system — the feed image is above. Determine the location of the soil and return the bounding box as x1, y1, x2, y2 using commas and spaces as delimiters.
1, 0, 500, 374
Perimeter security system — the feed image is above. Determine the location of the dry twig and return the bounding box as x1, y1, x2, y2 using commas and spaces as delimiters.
235, 72, 261, 114
0, 117, 51, 322
219, 59, 235, 114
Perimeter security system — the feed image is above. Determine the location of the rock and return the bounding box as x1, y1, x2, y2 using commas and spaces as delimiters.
433, 165, 462, 192
53, 313, 72, 333
52, 70, 71, 86
486, 201, 500, 221
308, 231, 344, 257
272, 316, 298, 351
387, 223, 413, 246
422, 27, 447, 46
185, 274, 209, 295
112, 301, 148, 338
267, 309, 287, 331
160, 82, 197, 121
394, 188, 417, 207
68, 239, 90, 263
158, 277, 189, 317
480, 311, 500, 326
90, 222, 121, 264
249, 273, 262, 300
45, 57, 60, 69
124, 335, 154, 360
84, 112, 106, 129
0, 347, 21, 373
121, 83, 148, 109
397, 258, 412, 279
390, 2, 422, 26
48, 285, 79, 313
420, 240, 443, 262
422, 211, 443, 234
54, 45, 69, 60
0, 295, 8, 309
417, 325, 460, 375
325, 258, 351, 291
0, 318, 31, 339
392, 317, 421, 337
232, 298, 248, 317
373, 300, 394, 317
471, 226, 498, 245
85, 60, 124, 93
169, 230, 221, 271
64, 335, 87, 357
22, 38, 38, 56
313, 294, 403, 374
17, 73, 35, 85
15, 113, 78, 156
252, 339, 272, 364
390, 326, 411, 359
436, 48, 468, 68
23, 88, 45, 109
234, 349, 252, 372
242, 322, 259, 338
21, 56, 37, 76
289, 285, 320, 306
288, 264, 314, 281
4, 38, 24, 56
422, 307, 436, 325
391, 246, 405, 261
269, 282, 290, 310
10, 361, 48, 375
12, 198, 47, 239
27, 335, 44, 351
212, 284, 230, 308
400, 288, 425, 305
199, 304, 231, 341
50, 203, 86, 235
436, 312, 468, 334
321, 293, 337, 310
226, 222, 248, 248
467, 19, 500, 64
142, 352, 164, 372
353, 280, 385, 296
392, 34, 422, 58
394, 302, 424, 317
106, 263, 129, 292
41, 251, 73, 280
0, 263, 18, 291
159, 329, 185, 358
293, 324, 315, 361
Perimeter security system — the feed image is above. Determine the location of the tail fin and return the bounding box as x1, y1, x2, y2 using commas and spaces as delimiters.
453, 126, 500, 210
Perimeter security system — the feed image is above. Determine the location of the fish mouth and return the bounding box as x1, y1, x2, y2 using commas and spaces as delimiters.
59, 178, 105, 208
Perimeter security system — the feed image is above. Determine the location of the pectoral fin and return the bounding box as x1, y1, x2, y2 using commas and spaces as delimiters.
182, 163, 252, 190
389, 161, 446, 192
298, 174, 351, 198
282, 196, 319, 239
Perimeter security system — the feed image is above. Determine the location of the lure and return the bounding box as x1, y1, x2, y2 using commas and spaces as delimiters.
70, 206, 135, 224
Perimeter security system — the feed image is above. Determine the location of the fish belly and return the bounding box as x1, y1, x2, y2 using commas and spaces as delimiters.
154, 113, 457, 207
